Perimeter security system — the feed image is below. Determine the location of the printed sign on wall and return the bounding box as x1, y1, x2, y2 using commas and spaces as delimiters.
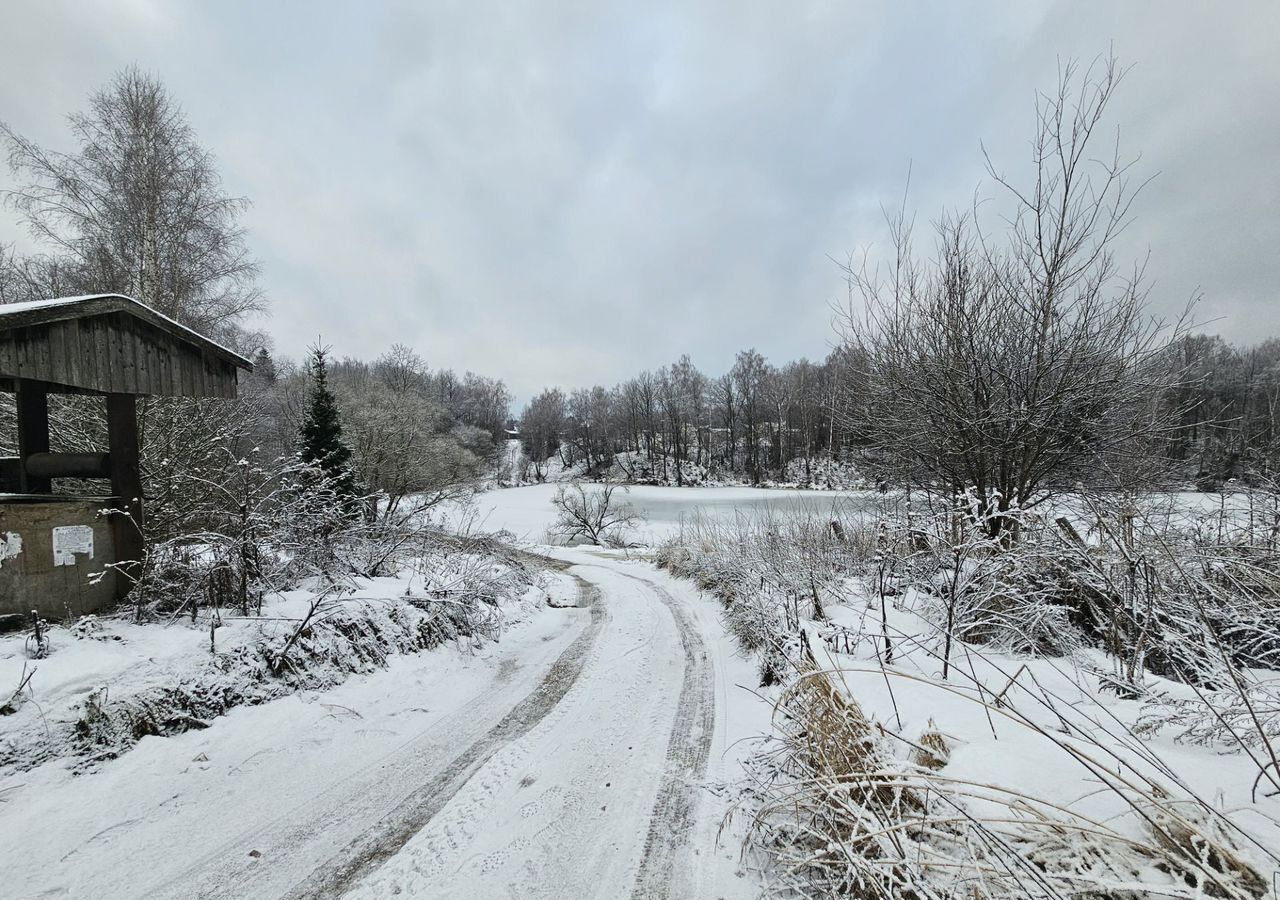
52, 525, 94, 567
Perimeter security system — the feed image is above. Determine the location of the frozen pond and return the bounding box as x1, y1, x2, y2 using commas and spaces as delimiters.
471, 483, 877, 543
468, 483, 1246, 546
618, 486, 867, 527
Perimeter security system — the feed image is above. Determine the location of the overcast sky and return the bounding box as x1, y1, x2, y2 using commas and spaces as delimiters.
1, 1, 1277, 401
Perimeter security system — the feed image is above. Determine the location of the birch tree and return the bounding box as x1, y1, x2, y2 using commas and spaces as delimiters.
0, 66, 262, 335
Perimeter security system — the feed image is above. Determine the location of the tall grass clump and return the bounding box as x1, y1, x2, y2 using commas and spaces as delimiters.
745, 642, 1275, 899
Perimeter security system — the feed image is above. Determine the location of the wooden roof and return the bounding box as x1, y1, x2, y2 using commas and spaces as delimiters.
0, 294, 253, 398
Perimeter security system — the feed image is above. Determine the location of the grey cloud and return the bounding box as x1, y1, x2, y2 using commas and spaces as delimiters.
1, 0, 1276, 402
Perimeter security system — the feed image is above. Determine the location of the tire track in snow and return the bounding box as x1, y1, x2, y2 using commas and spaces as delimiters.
282, 576, 605, 899
339, 557, 706, 900
620, 572, 715, 900
141, 573, 602, 900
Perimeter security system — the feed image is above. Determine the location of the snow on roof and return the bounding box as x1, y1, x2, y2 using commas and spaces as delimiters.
0, 294, 252, 367
0, 295, 104, 315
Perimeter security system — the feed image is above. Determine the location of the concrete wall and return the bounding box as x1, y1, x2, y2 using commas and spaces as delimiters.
0, 497, 119, 621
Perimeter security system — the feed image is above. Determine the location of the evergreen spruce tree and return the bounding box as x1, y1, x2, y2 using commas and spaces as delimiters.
252, 348, 278, 384
298, 344, 358, 499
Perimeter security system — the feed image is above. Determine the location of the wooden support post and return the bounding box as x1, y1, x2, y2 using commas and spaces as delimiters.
15, 380, 51, 493
107, 393, 144, 597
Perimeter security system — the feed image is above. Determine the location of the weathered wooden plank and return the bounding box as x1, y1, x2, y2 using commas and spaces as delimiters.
139, 327, 155, 391
106, 392, 144, 597
0, 306, 243, 398
121, 314, 140, 393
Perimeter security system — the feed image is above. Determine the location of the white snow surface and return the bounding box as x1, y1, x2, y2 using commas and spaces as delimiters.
341, 552, 766, 900
7, 483, 1267, 897
800, 585, 1280, 891
0, 522, 770, 899
0, 574, 575, 898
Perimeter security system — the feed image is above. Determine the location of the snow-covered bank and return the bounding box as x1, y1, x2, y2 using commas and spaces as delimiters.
786, 591, 1280, 897
652, 497, 1280, 897
0, 545, 546, 777
0, 570, 587, 899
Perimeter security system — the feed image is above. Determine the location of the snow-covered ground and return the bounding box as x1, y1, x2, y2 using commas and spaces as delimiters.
7, 483, 1270, 898
724, 580, 1280, 896
0, 571, 583, 898
339, 551, 768, 900
0, 485, 778, 898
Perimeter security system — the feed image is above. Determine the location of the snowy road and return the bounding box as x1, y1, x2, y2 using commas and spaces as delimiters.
336, 555, 718, 900
3, 550, 761, 900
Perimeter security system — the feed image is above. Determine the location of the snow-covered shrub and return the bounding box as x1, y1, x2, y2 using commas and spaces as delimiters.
611, 450, 711, 487
1137, 679, 1280, 751
120, 450, 479, 622
69, 615, 109, 641
890, 496, 1086, 670
116, 449, 355, 620
1043, 490, 1280, 690
656, 503, 872, 673
2, 547, 540, 775
68, 594, 506, 764
781, 455, 867, 490
854, 485, 1280, 693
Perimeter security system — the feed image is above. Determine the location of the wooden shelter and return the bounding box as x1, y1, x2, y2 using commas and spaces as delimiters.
0, 294, 252, 623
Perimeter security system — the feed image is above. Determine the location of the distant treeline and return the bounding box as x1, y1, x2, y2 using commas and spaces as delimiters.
519, 348, 859, 486
519, 334, 1280, 490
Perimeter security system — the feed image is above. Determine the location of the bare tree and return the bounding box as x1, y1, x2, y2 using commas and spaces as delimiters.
732, 349, 771, 485
520, 388, 568, 481
549, 482, 643, 546
840, 55, 1181, 535
333, 355, 482, 519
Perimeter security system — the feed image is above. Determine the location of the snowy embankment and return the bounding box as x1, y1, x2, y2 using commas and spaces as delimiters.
0, 569, 588, 899
802, 594, 1280, 896
0, 548, 546, 777
499, 438, 869, 491
654, 496, 1280, 898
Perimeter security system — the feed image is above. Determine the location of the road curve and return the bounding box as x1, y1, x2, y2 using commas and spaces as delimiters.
142, 574, 604, 900
281, 579, 608, 899
144, 553, 718, 900
340, 552, 716, 899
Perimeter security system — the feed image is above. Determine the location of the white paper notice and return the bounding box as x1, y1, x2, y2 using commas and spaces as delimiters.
52, 525, 94, 567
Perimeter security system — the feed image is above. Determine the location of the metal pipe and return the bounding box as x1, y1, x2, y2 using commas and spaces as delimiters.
24, 452, 111, 479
